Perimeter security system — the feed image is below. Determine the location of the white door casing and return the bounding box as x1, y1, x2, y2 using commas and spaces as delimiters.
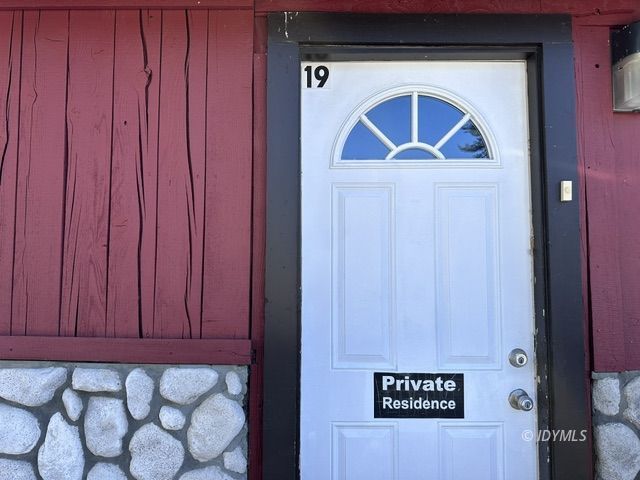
300, 61, 537, 480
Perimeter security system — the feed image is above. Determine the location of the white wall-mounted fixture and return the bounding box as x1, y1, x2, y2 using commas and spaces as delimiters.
612, 21, 640, 112
560, 181, 573, 202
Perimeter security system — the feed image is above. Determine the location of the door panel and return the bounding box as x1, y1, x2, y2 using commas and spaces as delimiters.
333, 185, 395, 369
333, 424, 398, 480
301, 60, 537, 479
436, 184, 500, 369
438, 423, 504, 480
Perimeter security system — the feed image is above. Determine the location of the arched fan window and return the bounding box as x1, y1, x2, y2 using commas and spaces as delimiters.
340, 91, 492, 161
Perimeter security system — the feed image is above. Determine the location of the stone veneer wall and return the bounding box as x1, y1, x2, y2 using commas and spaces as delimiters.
0, 361, 248, 480
592, 371, 640, 480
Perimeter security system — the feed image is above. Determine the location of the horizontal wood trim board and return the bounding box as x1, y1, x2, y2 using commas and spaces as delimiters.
0, 337, 252, 364
0, 1, 252, 9
255, 0, 639, 15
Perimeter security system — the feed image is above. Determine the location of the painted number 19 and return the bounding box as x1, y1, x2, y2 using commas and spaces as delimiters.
304, 65, 329, 88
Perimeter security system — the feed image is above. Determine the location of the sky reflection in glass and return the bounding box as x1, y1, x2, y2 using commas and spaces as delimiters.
341, 93, 489, 161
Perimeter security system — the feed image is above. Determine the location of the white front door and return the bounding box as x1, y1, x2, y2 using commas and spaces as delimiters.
300, 60, 537, 480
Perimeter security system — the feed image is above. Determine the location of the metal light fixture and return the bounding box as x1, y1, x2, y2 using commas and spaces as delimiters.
612, 21, 640, 112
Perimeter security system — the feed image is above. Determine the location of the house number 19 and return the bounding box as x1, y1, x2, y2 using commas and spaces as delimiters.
304, 65, 330, 88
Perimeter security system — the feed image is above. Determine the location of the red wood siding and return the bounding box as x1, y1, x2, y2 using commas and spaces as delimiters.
0, 8, 253, 341
574, 18, 640, 372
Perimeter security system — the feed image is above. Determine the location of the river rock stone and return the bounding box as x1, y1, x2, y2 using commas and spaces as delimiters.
126, 368, 154, 420
595, 423, 640, 480
225, 371, 243, 396
159, 367, 218, 405
85, 397, 128, 457
72, 368, 121, 392
0, 459, 37, 480
129, 423, 184, 480
62, 388, 83, 422
624, 377, 640, 428
188, 393, 245, 461
0, 404, 40, 454
37, 413, 84, 480
179, 466, 234, 480
87, 463, 127, 480
224, 446, 247, 474
593, 377, 620, 416
159, 406, 186, 430
0, 367, 67, 407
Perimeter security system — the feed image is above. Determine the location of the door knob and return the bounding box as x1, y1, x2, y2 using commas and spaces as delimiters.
509, 348, 528, 367
509, 389, 534, 411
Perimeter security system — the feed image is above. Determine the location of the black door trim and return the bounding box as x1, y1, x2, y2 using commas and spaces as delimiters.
264, 13, 589, 480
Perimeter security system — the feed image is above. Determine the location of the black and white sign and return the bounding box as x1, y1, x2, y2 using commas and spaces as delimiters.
374, 372, 464, 419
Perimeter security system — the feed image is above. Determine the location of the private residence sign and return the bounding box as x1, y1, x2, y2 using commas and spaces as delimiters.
373, 373, 464, 419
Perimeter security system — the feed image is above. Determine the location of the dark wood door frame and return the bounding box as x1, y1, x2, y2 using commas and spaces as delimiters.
263, 13, 590, 480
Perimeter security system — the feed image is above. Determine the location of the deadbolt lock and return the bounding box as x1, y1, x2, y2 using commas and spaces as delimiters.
509, 348, 528, 368
509, 389, 534, 411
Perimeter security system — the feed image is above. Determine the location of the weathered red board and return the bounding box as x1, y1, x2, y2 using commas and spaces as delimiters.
0, 336, 252, 364
61, 10, 115, 337
0, 0, 252, 9
0, 11, 21, 335
13, 11, 69, 336
154, 10, 206, 339
202, 10, 253, 339
140, 9, 163, 339
108, 10, 150, 338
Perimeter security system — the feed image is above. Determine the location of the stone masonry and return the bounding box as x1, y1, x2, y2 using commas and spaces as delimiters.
0, 362, 248, 480
593, 372, 640, 480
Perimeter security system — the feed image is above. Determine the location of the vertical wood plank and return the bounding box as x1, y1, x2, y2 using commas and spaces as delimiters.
12, 11, 68, 336
155, 9, 187, 338
139, 9, 162, 338
107, 10, 151, 338
154, 10, 206, 338
574, 25, 626, 371
60, 10, 115, 336
185, 9, 207, 339
0, 11, 21, 335
202, 10, 253, 338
